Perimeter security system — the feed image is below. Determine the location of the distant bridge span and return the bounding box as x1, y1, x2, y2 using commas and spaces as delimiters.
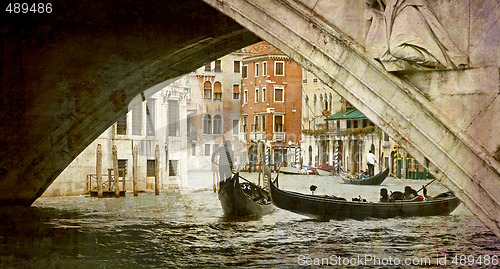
0, 0, 499, 238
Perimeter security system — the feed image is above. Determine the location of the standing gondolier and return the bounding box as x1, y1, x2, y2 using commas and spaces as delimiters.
366, 149, 377, 177
211, 140, 235, 183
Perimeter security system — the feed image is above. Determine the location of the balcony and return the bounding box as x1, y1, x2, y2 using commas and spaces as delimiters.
250, 132, 265, 140
273, 132, 285, 141
239, 133, 247, 142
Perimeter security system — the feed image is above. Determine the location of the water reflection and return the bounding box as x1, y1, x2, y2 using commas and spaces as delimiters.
0, 172, 498, 268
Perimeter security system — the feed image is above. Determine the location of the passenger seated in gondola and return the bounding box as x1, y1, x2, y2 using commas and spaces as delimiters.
389, 191, 403, 201
402, 186, 424, 201
357, 170, 369, 179
253, 189, 265, 202
379, 188, 389, 202
352, 195, 367, 202
403, 186, 418, 200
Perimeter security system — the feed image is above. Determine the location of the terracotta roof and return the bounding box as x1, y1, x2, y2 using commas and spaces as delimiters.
241, 41, 285, 59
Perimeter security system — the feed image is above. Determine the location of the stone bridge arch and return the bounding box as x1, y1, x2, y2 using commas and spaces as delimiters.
0, 0, 260, 204
200, 0, 500, 237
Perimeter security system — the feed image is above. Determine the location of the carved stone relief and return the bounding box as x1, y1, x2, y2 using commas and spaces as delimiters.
364, 0, 468, 71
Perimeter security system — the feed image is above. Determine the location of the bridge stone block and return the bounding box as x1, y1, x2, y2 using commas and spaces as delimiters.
331, 66, 349, 85
473, 166, 500, 205
406, 68, 500, 164
312, 0, 365, 42
466, 95, 500, 156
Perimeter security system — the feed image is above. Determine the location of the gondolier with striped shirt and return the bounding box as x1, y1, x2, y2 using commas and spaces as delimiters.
211, 140, 235, 183
367, 149, 377, 177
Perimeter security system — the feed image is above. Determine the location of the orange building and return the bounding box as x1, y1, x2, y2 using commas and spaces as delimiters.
240, 41, 302, 169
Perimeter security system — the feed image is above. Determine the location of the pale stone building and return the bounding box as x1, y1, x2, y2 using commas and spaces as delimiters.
301, 69, 342, 168
186, 52, 247, 170
43, 78, 190, 196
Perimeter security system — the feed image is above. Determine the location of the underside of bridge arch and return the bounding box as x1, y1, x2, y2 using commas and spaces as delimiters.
201, 0, 500, 237
0, 0, 260, 205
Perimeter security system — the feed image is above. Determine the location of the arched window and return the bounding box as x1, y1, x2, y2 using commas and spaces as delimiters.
313, 94, 317, 114
329, 93, 333, 110
304, 95, 309, 119
308, 146, 313, 166
203, 114, 212, 134
213, 114, 222, 134
213, 82, 222, 100
203, 81, 212, 99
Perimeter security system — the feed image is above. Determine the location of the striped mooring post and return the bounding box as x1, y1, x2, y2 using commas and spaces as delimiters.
334, 143, 339, 175
295, 147, 300, 166
266, 147, 271, 166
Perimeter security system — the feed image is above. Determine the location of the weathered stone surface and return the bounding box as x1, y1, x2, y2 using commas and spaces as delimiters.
405, 67, 500, 156
467, 95, 500, 155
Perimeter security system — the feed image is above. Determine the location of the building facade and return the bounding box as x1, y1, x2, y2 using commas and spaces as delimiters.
301, 68, 400, 175
301, 69, 342, 168
43, 79, 190, 196
186, 52, 247, 170
240, 41, 302, 170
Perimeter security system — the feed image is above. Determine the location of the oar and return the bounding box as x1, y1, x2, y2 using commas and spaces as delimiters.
376, 162, 407, 186
416, 177, 438, 193
232, 171, 255, 185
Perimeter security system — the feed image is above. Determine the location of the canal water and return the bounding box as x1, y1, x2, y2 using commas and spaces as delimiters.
0, 171, 499, 268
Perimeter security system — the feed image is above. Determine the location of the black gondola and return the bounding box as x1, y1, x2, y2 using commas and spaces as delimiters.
279, 167, 301, 175
218, 172, 274, 216
269, 177, 461, 219
340, 167, 390, 185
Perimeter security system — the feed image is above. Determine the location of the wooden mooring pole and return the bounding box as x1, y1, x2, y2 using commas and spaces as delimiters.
155, 144, 160, 195
133, 145, 138, 196
113, 145, 120, 198
96, 144, 103, 198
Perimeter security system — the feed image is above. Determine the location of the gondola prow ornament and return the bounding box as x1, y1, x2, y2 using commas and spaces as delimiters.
310, 185, 317, 195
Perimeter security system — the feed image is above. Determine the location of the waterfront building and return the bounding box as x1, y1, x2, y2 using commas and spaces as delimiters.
186, 51, 248, 170
319, 97, 426, 178
301, 69, 342, 168
43, 78, 190, 196
240, 41, 302, 170
324, 100, 388, 174
301, 68, 400, 175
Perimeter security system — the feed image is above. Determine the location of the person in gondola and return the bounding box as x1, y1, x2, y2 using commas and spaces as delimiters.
379, 188, 389, 202
211, 140, 235, 183
403, 186, 421, 200
366, 149, 377, 177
